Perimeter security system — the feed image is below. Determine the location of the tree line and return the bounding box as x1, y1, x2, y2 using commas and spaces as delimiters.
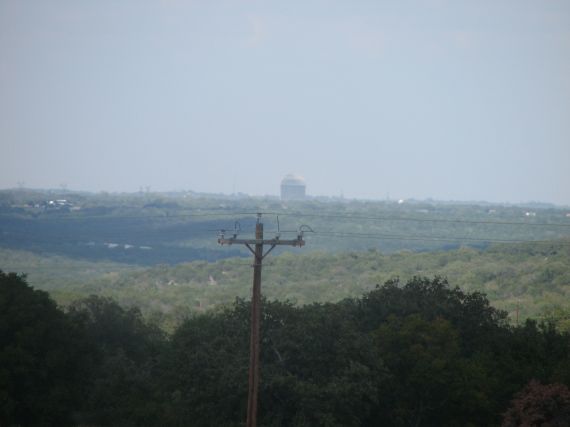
1, 270, 569, 426
17, 241, 569, 332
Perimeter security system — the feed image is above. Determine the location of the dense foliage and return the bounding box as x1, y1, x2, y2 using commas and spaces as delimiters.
2, 272, 570, 426
0, 271, 85, 426
6, 239, 568, 331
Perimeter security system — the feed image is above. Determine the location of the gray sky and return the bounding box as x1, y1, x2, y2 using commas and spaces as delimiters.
1, 0, 569, 205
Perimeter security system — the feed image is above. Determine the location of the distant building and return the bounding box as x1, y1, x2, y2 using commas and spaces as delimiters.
281, 174, 306, 201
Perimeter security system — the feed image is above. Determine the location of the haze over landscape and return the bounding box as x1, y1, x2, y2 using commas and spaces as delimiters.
1, 0, 569, 205
3, 2, 570, 426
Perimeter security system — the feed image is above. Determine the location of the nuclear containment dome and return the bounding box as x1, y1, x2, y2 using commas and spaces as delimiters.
280, 174, 306, 201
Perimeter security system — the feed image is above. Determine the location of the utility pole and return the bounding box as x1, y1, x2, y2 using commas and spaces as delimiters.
218, 213, 306, 427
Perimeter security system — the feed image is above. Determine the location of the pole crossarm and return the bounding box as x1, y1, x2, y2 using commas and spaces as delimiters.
218, 237, 305, 247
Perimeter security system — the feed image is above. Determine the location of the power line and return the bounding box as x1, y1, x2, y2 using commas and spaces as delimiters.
2, 225, 569, 247
2, 210, 570, 228
270, 212, 570, 228
306, 230, 570, 246
0, 229, 257, 250
1, 262, 256, 271
2, 210, 570, 250
0, 211, 260, 221
261, 227, 570, 246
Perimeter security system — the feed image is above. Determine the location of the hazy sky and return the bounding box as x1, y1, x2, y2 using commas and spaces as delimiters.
1, 0, 569, 205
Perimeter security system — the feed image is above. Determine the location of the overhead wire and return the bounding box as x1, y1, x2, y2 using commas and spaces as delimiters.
2, 225, 569, 247
2, 210, 570, 249
267, 211, 570, 228
304, 230, 570, 246
0, 211, 261, 221
1, 210, 570, 227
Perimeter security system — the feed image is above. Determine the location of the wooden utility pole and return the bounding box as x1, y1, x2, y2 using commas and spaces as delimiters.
218, 214, 305, 427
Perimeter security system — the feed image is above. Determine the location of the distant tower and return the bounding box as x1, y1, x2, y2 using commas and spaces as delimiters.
280, 174, 306, 201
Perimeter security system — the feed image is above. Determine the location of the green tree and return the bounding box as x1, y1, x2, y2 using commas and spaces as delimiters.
161, 303, 249, 427
258, 300, 385, 426
358, 276, 509, 337
0, 271, 85, 426
67, 295, 166, 426
373, 314, 470, 426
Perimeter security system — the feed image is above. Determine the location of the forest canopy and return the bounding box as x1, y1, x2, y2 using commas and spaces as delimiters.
2, 271, 569, 426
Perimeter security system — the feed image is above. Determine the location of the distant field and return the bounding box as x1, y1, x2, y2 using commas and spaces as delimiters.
2, 189, 569, 265
2, 190, 570, 330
